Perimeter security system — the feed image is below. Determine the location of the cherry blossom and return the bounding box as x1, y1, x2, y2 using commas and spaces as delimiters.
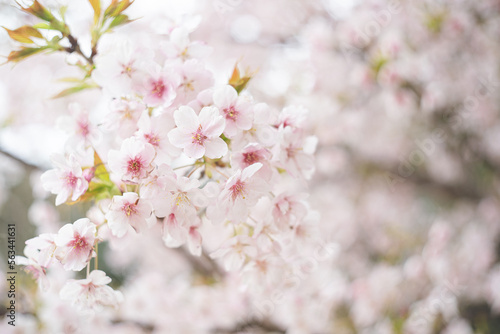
139, 67, 179, 107
213, 85, 254, 138
105, 192, 155, 237
41, 154, 89, 206
162, 27, 212, 61
136, 111, 180, 164
172, 59, 214, 105
273, 127, 318, 180
208, 163, 269, 223
57, 103, 101, 149
102, 98, 146, 139
272, 192, 309, 230
168, 105, 227, 159
231, 102, 278, 149
14, 1, 500, 333
54, 218, 96, 271
92, 37, 152, 96
60, 270, 123, 312
108, 137, 156, 182
210, 236, 258, 271
231, 143, 273, 180
162, 208, 203, 256
16, 245, 50, 291
24, 233, 57, 268
151, 174, 206, 219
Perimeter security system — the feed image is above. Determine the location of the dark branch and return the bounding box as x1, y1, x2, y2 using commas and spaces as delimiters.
0, 147, 42, 170
174, 245, 225, 280
65, 34, 95, 65
211, 318, 287, 334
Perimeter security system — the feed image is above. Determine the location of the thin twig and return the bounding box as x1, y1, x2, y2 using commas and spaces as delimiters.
174, 245, 224, 280
65, 34, 95, 65
212, 318, 287, 334
0, 147, 42, 170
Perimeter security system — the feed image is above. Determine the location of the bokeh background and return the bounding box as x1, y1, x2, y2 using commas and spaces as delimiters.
1, 0, 500, 333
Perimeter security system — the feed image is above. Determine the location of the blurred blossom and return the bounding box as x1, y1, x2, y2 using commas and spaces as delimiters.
2, 0, 500, 333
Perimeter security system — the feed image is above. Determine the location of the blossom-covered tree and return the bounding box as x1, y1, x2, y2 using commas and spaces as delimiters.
1, 0, 500, 333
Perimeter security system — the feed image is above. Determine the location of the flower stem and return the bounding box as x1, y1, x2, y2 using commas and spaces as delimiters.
94, 243, 99, 271
174, 163, 197, 170
213, 167, 230, 179
187, 165, 203, 178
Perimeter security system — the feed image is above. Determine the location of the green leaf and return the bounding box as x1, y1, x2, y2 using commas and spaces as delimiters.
67, 152, 120, 205
49, 20, 69, 35
52, 82, 99, 99
59, 6, 68, 20
58, 77, 85, 83
33, 22, 56, 30
220, 133, 231, 145
107, 14, 130, 30
93, 151, 112, 184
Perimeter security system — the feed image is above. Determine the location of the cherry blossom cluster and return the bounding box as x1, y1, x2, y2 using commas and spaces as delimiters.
16, 14, 318, 313
4, 0, 500, 332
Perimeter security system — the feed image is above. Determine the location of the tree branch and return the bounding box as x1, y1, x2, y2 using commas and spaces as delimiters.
65, 34, 95, 65
174, 245, 225, 280
0, 147, 42, 170
211, 318, 287, 334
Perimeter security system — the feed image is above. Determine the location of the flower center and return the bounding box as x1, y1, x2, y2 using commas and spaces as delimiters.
121, 61, 135, 77
69, 234, 89, 250
78, 120, 90, 137
192, 126, 208, 146
120, 106, 134, 120
175, 192, 188, 206
286, 146, 301, 159
151, 79, 166, 98
223, 106, 239, 121
122, 203, 137, 216
229, 180, 246, 201
243, 152, 259, 165
65, 173, 78, 187
127, 157, 143, 176
144, 133, 160, 147
182, 79, 195, 91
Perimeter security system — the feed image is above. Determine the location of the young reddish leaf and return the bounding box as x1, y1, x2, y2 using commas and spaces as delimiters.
3, 28, 33, 44
88, 0, 101, 24
104, 0, 134, 18
115, 0, 134, 15
7, 46, 48, 62
228, 63, 256, 94
103, 0, 118, 17
18, 0, 55, 22
229, 65, 241, 86
3, 26, 43, 44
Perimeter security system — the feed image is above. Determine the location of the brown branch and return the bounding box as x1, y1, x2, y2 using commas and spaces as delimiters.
174, 245, 225, 280
65, 34, 95, 65
0, 147, 42, 170
111, 319, 154, 332
211, 318, 287, 334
